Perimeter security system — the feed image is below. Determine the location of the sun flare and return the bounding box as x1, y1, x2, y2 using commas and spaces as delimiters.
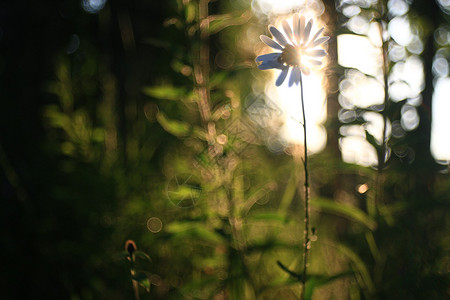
256, 13, 329, 153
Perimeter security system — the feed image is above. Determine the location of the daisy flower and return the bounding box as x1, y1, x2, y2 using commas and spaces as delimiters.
256, 14, 329, 87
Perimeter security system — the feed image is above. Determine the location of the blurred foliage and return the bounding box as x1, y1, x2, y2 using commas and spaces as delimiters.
0, 0, 448, 299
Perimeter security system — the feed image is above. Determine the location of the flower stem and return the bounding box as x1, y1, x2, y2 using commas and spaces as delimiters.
299, 72, 310, 300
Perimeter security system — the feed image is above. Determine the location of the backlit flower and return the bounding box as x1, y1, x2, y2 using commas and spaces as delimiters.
256, 14, 329, 87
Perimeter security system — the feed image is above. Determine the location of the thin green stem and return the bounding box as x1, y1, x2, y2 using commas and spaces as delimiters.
299, 72, 310, 300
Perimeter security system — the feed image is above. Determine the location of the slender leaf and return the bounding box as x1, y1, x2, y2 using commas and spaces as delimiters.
134, 251, 151, 262
142, 85, 187, 100
277, 260, 302, 281
278, 168, 297, 214
132, 271, 151, 292
209, 71, 228, 88
335, 243, 375, 293
156, 112, 191, 136
185, 2, 196, 23
304, 271, 353, 300
166, 222, 225, 245
114, 250, 131, 261
312, 197, 377, 230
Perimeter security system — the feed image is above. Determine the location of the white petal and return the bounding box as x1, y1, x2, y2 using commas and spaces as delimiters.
258, 63, 274, 70
303, 19, 313, 44
293, 14, 300, 45
288, 68, 296, 87
258, 59, 284, 70
308, 59, 322, 66
255, 53, 281, 62
310, 36, 330, 47
281, 19, 293, 43
260, 35, 284, 50
307, 27, 324, 47
269, 25, 287, 46
300, 66, 310, 76
276, 67, 289, 86
289, 67, 301, 87
298, 16, 305, 45
308, 49, 327, 57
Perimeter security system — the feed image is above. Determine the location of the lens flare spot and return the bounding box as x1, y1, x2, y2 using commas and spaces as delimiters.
357, 183, 369, 194
217, 134, 228, 145
81, 0, 107, 14
147, 217, 163, 233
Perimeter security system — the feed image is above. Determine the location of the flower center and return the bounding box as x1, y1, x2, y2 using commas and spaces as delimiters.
280, 44, 301, 67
